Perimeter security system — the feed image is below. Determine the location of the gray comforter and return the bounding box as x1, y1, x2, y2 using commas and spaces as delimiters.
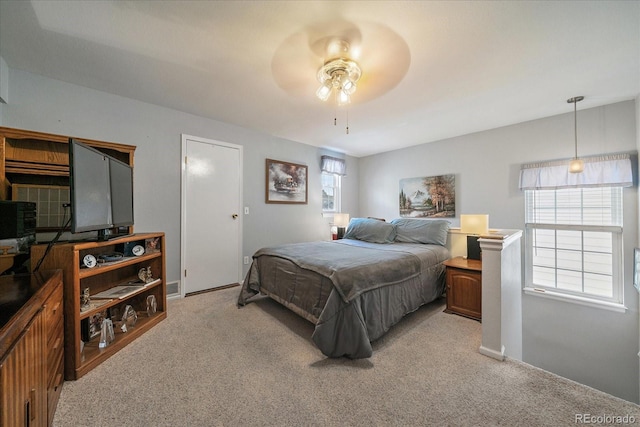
238, 239, 449, 358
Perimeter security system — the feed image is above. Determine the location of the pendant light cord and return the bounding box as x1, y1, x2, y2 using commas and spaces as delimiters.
573, 99, 578, 159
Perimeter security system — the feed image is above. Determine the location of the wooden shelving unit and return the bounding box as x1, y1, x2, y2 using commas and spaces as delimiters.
30, 232, 166, 380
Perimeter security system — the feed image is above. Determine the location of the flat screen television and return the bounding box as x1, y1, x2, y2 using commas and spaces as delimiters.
69, 138, 134, 240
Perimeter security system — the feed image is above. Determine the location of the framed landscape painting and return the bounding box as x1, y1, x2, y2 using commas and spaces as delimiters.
265, 159, 308, 204
399, 174, 455, 218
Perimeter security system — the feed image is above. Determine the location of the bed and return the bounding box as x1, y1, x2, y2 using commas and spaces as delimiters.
237, 217, 450, 358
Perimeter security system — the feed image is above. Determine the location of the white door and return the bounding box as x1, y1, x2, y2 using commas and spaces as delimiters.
181, 135, 242, 295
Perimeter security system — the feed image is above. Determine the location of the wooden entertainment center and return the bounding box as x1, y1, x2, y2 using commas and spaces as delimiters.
0, 127, 167, 423
31, 233, 167, 380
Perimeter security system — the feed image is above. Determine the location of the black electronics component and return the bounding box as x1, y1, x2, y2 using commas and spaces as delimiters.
0, 201, 36, 239
467, 235, 482, 261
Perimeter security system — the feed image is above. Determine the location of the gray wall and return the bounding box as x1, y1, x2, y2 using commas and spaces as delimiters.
0, 68, 359, 284
358, 100, 639, 403
3, 65, 638, 403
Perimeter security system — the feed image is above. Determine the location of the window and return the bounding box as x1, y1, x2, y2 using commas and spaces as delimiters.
524, 187, 623, 305
322, 172, 341, 212
321, 155, 345, 213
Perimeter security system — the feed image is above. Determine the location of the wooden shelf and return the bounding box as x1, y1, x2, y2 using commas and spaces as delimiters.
77, 310, 166, 379
79, 278, 162, 320
30, 232, 166, 380
78, 252, 162, 279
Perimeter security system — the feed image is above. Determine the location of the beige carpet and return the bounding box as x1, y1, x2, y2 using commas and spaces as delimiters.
53, 286, 639, 426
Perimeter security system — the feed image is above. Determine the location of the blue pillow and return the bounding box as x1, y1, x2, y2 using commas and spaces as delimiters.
390, 218, 450, 246
343, 218, 396, 243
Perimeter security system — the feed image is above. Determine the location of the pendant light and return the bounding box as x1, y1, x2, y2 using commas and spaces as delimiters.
567, 96, 584, 173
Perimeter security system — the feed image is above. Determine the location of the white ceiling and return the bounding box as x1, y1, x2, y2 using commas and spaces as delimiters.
1, 1, 638, 157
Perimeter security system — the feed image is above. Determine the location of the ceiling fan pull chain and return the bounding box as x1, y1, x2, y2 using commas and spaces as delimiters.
346, 107, 349, 134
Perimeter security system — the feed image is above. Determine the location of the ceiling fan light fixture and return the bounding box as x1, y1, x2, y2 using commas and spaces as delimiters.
337, 89, 350, 106
316, 82, 332, 101
315, 57, 361, 102
315, 42, 362, 134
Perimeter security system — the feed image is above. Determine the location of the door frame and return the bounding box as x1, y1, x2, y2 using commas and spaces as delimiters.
180, 134, 243, 298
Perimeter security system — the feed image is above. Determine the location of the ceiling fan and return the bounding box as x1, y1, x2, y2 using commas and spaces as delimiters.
271, 20, 411, 106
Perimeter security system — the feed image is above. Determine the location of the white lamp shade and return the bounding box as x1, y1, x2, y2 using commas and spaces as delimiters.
334, 213, 350, 228
460, 214, 489, 235
569, 158, 585, 173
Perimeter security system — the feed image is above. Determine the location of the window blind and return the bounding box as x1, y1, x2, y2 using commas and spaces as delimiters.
525, 187, 623, 227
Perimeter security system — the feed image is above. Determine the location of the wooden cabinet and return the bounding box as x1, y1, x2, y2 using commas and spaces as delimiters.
44, 283, 64, 425
444, 257, 482, 321
30, 233, 166, 380
0, 270, 63, 427
0, 126, 135, 233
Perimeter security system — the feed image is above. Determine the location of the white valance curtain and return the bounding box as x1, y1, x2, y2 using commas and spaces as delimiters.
321, 155, 347, 176
519, 153, 635, 190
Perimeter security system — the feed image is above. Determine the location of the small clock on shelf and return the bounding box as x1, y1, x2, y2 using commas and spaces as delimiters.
82, 254, 97, 268
122, 241, 146, 257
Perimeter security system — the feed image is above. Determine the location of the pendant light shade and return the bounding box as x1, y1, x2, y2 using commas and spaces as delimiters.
567, 96, 584, 174
569, 158, 585, 173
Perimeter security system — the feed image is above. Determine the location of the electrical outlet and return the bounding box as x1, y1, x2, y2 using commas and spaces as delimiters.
243, 256, 250, 265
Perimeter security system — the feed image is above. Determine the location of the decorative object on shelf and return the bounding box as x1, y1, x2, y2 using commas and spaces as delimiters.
82, 310, 107, 341
138, 266, 153, 283
461, 214, 489, 261
80, 287, 91, 312
122, 240, 145, 256
98, 318, 115, 348
333, 213, 350, 239
399, 175, 456, 218
82, 254, 97, 268
567, 96, 585, 174
98, 252, 124, 262
145, 237, 160, 253
120, 305, 138, 332
265, 159, 308, 204
146, 295, 157, 317
92, 285, 144, 300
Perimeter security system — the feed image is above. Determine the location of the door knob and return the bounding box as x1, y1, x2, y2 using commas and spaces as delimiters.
232, 214, 238, 219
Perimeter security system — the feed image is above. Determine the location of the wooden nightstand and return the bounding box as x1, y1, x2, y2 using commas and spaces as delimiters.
443, 256, 482, 321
